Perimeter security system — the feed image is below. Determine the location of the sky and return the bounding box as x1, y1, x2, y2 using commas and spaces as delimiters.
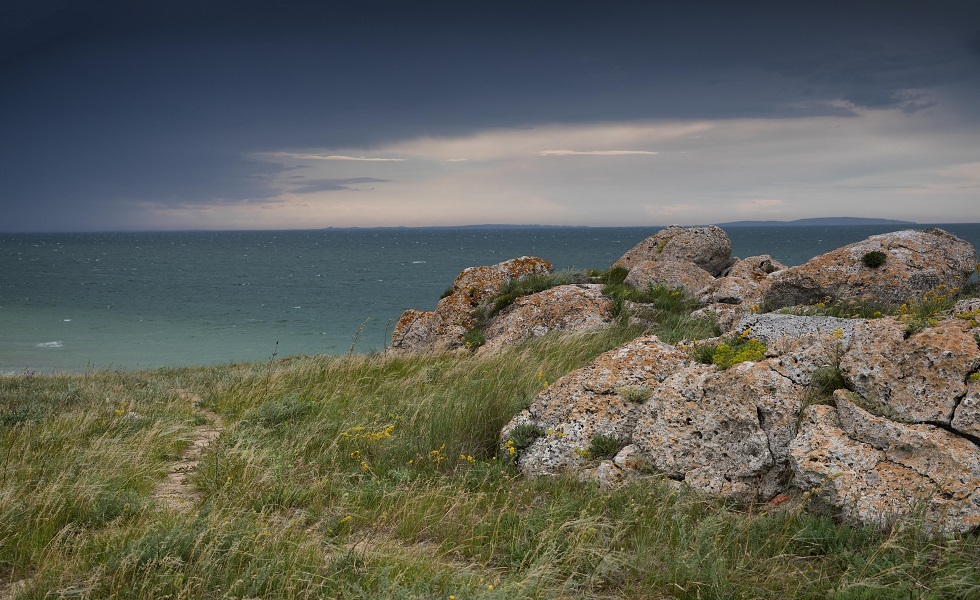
2, 0, 980, 231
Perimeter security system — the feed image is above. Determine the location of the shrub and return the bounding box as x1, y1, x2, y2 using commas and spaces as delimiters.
810, 365, 846, 396
695, 332, 767, 370
898, 284, 958, 336
709, 340, 767, 369
588, 433, 627, 459
462, 327, 485, 351
504, 422, 545, 459
616, 385, 652, 403
861, 250, 887, 269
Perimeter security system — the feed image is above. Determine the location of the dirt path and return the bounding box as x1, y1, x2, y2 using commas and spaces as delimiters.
152, 392, 224, 511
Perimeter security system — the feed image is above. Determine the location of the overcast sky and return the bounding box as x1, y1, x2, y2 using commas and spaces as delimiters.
2, 0, 979, 231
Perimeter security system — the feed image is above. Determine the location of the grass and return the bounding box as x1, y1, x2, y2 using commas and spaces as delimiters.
4, 319, 980, 597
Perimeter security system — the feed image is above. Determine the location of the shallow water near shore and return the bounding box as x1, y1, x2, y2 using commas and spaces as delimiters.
2, 224, 979, 373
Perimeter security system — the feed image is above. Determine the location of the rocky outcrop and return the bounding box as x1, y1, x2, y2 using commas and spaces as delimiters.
624, 259, 714, 296
839, 318, 980, 424
501, 312, 980, 533
391, 256, 552, 351
763, 228, 977, 309
615, 225, 735, 276
479, 284, 614, 353
388, 226, 980, 534
791, 391, 980, 534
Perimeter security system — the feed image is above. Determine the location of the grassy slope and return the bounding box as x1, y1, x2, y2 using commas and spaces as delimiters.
2, 322, 980, 598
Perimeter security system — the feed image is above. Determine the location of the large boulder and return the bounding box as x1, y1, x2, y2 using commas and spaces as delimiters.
763, 228, 977, 309
390, 256, 552, 352
480, 284, 614, 353
791, 391, 980, 534
624, 259, 714, 296
632, 360, 803, 501
615, 225, 735, 276
501, 336, 693, 476
839, 318, 980, 424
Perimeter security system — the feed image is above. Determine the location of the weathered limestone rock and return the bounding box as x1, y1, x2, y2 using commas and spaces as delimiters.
631, 360, 803, 501
696, 277, 764, 307
390, 310, 440, 353
624, 259, 714, 296
501, 336, 693, 476
615, 225, 735, 276
952, 379, 980, 439
790, 391, 980, 534
763, 228, 977, 309
390, 256, 552, 352
840, 318, 980, 424
738, 313, 858, 347
480, 284, 614, 353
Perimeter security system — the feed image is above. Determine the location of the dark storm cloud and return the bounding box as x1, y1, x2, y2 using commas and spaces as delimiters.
287, 178, 390, 194
1, 0, 979, 230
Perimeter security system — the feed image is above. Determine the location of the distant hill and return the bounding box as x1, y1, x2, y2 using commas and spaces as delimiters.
321, 224, 576, 230
715, 217, 916, 227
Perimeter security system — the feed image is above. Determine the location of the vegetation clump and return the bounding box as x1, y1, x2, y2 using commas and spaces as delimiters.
616, 385, 652, 403
861, 250, 887, 269
694, 331, 767, 370
588, 433, 628, 459
898, 284, 958, 335
462, 327, 486, 351
504, 422, 545, 459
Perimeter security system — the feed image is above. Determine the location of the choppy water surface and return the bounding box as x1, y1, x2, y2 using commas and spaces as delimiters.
2, 224, 978, 373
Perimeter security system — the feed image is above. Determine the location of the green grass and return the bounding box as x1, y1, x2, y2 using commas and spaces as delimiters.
4, 323, 980, 598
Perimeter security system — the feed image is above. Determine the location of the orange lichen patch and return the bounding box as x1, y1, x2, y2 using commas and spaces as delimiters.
496, 256, 553, 279
390, 309, 440, 351
452, 266, 511, 301
728, 255, 788, 280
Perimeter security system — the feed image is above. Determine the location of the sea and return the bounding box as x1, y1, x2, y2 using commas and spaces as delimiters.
3, 224, 979, 374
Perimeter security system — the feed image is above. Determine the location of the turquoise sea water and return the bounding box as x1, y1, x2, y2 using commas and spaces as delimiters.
2, 224, 979, 373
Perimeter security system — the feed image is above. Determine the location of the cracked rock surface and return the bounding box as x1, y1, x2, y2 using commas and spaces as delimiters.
791, 391, 980, 534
